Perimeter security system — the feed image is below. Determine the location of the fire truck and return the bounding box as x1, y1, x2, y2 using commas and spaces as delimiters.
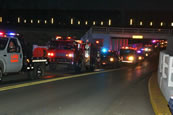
47, 36, 99, 72
120, 47, 144, 63
0, 32, 48, 81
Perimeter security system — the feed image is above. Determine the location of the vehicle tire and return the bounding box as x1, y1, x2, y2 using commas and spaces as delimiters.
34, 65, 45, 79
0, 68, 3, 82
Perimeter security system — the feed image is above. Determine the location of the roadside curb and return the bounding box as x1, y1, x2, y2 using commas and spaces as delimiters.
148, 72, 171, 115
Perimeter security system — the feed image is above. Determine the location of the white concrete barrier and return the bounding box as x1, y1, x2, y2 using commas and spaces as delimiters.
158, 51, 173, 101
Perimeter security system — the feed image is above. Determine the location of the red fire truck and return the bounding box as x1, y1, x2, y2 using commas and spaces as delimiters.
47, 36, 99, 72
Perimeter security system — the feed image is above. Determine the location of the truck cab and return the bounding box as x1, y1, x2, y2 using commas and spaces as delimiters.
0, 32, 48, 81
0, 32, 23, 75
120, 47, 137, 63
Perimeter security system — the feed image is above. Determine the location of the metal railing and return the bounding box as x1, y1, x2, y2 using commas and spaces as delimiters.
91, 27, 172, 35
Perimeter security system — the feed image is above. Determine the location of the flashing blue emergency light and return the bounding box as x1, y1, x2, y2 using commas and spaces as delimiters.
7, 32, 16, 36
102, 48, 108, 53
137, 50, 142, 54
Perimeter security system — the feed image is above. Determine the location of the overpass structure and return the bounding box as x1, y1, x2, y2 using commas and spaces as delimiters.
82, 27, 173, 40
81, 27, 173, 51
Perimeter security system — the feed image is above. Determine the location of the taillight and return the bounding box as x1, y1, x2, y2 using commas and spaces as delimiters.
138, 56, 143, 60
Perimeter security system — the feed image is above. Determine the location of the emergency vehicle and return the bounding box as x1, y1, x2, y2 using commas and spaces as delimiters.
47, 36, 99, 72
0, 32, 48, 81
120, 47, 143, 63
100, 50, 120, 68
141, 44, 153, 57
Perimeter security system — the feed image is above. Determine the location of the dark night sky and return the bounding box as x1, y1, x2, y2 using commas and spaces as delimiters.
0, 0, 173, 11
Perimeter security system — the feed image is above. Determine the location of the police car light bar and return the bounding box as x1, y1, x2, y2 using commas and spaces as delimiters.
0, 32, 5, 37
8, 32, 16, 36
0, 32, 3, 35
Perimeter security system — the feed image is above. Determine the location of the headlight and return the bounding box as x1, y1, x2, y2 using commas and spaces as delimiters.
145, 53, 149, 57
85, 54, 89, 58
66, 53, 74, 58
138, 56, 142, 60
110, 57, 114, 62
128, 56, 134, 61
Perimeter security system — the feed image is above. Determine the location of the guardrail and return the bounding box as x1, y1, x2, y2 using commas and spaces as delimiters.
91, 27, 172, 35
159, 51, 173, 87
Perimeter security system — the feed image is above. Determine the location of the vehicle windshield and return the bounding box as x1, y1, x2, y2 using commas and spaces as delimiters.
0, 37, 8, 50
49, 41, 74, 50
120, 49, 136, 55
101, 52, 115, 57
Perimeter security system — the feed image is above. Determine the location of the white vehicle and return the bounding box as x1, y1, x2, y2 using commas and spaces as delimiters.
0, 32, 48, 81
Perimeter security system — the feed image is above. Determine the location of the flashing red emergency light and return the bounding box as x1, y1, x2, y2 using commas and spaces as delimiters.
75, 40, 83, 44
121, 46, 129, 49
48, 52, 55, 57
121, 46, 137, 50
0, 32, 4, 37
56, 36, 62, 40
96, 40, 100, 44
67, 36, 72, 40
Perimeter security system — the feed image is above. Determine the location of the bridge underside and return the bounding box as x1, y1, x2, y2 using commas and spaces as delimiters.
109, 33, 172, 40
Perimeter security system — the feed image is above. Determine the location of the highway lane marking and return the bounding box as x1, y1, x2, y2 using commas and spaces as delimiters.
0, 67, 127, 92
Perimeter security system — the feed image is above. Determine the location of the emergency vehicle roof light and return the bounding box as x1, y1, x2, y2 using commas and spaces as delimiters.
6, 32, 16, 37
96, 40, 100, 44
67, 36, 72, 40
137, 50, 142, 54
152, 40, 156, 43
56, 36, 62, 40
102, 48, 108, 53
0, 32, 4, 37
9, 32, 16, 36
0, 32, 4, 35
75, 40, 83, 44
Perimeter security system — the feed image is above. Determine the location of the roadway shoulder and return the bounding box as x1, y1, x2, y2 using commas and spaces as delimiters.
148, 72, 171, 115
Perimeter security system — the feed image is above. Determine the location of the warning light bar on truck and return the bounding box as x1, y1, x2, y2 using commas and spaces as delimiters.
75, 40, 83, 44
8, 32, 16, 36
67, 36, 72, 40
121, 47, 137, 50
56, 36, 62, 40
0, 32, 20, 37
0, 32, 4, 35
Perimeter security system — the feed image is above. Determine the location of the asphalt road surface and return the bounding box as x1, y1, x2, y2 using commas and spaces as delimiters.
0, 59, 157, 115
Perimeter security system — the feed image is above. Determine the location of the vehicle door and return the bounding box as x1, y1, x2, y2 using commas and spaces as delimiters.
5, 38, 23, 72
